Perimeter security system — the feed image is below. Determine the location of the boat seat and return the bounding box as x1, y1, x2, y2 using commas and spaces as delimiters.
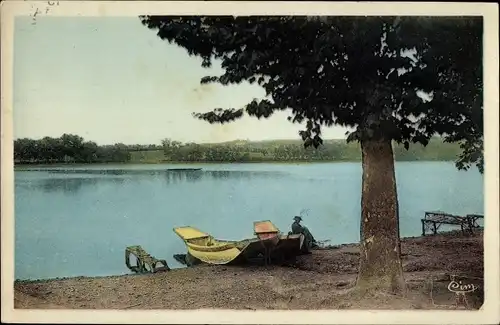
253, 220, 280, 265
253, 220, 280, 239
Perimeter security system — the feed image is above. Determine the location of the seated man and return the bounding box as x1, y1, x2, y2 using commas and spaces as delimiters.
291, 216, 318, 251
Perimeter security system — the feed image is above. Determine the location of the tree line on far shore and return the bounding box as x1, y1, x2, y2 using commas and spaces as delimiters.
160, 138, 461, 163
14, 134, 463, 165
14, 134, 161, 164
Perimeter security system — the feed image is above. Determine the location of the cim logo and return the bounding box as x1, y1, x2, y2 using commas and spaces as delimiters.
447, 275, 481, 308
447, 279, 479, 293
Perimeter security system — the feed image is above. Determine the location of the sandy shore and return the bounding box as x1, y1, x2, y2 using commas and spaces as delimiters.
14, 231, 483, 310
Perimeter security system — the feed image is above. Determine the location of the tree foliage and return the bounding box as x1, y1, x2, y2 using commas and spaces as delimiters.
13, 134, 139, 164
140, 15, 483, 172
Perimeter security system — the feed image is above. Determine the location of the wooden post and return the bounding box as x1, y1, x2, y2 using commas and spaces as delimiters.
432, 222, 437, 235
421, 219, 426, 236
125, 250, 131, 270
467, 217, 474, 235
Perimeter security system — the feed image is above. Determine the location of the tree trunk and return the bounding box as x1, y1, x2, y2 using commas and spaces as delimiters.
356, 138, 406, 295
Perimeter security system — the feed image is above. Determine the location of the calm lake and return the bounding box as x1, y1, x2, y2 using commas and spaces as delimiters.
14, 162, 484, 280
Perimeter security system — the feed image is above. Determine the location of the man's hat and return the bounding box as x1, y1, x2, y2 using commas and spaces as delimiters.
293, 216, 302, 221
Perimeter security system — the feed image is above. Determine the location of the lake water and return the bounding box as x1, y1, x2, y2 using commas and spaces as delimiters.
14, 162, 484, 280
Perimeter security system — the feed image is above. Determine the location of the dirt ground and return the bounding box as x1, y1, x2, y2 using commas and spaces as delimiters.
14, 230, 484, 310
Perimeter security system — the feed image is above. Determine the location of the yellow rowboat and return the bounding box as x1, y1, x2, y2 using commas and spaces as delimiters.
173, 221, 305, 266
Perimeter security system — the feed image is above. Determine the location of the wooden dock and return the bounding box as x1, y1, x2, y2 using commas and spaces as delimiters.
421, 211, 483, 236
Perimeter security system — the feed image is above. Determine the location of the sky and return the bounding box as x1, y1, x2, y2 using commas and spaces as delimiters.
13, 16, 351, 145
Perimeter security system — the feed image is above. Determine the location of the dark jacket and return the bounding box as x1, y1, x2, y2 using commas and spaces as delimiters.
291, 221, 304, 234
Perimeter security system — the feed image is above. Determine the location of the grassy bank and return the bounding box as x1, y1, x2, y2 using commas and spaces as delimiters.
131, 138, 462, 164
14, 230, 483, 310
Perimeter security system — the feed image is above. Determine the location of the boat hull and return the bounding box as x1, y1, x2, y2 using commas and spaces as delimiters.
173, 226, 306, 266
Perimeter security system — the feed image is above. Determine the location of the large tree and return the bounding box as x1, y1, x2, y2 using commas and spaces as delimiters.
140, 16, 483, 294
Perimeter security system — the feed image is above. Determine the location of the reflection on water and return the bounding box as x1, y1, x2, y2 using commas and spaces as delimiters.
16, 176, 127, 194
163, 170, 284, 185
15, 169, 287, 194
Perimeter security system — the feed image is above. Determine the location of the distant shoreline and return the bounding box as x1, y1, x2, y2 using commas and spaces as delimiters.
14, 135, 463, 166
13, 159, 457, 170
